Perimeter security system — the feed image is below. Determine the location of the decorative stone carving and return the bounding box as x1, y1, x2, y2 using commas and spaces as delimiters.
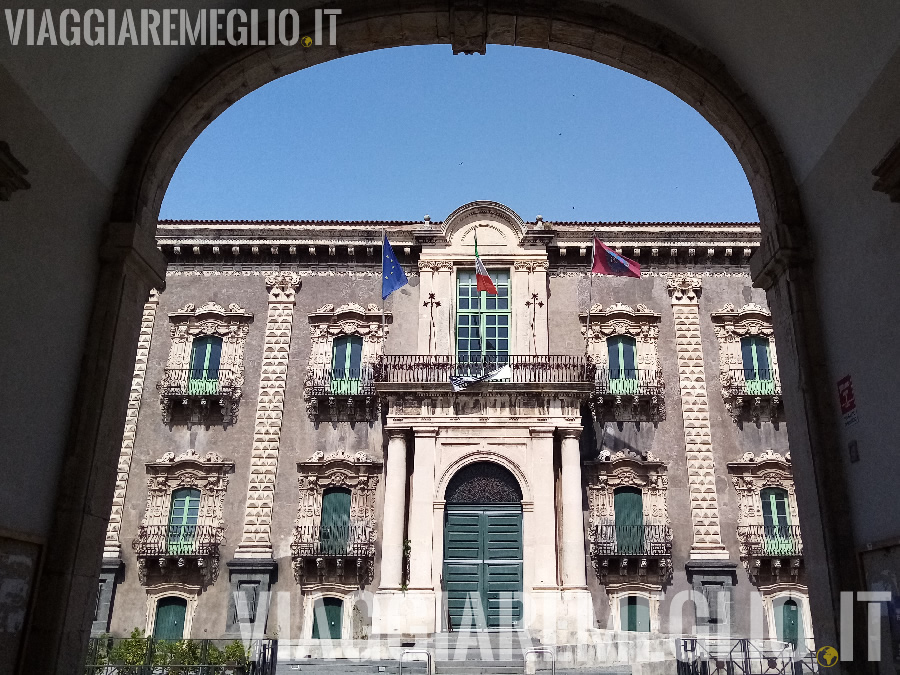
581, 303, 664, 421
710, 303, 782, 422
0, 141, 30, 200
291, 449, 382, 584
133, 452, 234, 586
305, 302, 389, 421
667, 275, 729, 560
727, 451, 802, 584
234, 273, 300, 558
104, 290, 159, 558
584, 454, 672, 584
158, 301, 253, 424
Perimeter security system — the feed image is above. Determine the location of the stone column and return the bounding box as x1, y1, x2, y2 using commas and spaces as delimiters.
433, 261, 453, 356
103, 289, 160, 559
416, 261, 436, 354
408, 427, 438, 589
234, 272, 300, 558
559, 428, 587, 589
380, 427, 409, 590
667, 274, 728, 561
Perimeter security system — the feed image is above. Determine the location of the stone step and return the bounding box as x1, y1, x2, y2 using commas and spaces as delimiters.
277, 660, 428, 674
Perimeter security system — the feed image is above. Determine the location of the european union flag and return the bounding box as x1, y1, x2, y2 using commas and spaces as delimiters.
382, 233, 409, 300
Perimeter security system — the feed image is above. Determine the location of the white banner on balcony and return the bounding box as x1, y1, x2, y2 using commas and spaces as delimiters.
449, 364, 512, 392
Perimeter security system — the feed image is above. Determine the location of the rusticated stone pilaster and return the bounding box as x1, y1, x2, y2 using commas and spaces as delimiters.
103, 289, 160, 558
667, 274, 729, 560
234, 272, 300, 557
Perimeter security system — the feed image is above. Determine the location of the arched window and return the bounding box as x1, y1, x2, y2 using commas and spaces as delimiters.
153, 596, 187, 640
760, 487, 792, 555
311, 597, 343, 639
613, 486, 644, 555
740, 336, 775, 395
620, 595, 650, 632
607, 336, 638, 395
188, 335, 223, 395
167, 487, 201, 555
320, 487, 351, 555
331, 335, 363, 395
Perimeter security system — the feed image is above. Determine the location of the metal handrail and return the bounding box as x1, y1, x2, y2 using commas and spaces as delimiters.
725, 367, 782, 397
399, 649, 432, 675
524, 647, 556, 675
594, 368, 664, 397
590, 523, 673, 556
158, 367, 237, 397
375, 355, 595, 384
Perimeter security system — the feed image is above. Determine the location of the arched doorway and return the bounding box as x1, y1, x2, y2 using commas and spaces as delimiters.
443, 461, 524, 630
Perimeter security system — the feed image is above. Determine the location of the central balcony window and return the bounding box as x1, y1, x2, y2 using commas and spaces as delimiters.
330, 336, 364, 395
456, 269, 510, 365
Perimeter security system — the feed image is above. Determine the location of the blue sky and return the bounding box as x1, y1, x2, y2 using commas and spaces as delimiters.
160, 45, 758, 223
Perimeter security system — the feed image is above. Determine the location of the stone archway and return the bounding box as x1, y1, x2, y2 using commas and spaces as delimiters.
31, 1, 858, 671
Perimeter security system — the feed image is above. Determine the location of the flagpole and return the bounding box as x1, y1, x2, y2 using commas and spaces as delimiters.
381, 228, 387, 349
586, 231, 595, 356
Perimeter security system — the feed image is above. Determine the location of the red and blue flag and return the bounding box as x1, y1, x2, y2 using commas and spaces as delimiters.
590, 238, 641, 278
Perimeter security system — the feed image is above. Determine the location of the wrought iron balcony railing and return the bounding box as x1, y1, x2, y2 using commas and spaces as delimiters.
304, 365, 376, 397
724, 368, 782, 398
158, 368, 238, 398
132, 524, 224, 558
738, 524, 803, 557
594, 368, 664, 397
290, 523, 376, 558
589, 523, 673, 557
373, 355, 596, 385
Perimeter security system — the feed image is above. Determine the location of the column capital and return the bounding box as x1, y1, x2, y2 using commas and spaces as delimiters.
385, 426, 410, 439
529, 427, 555, 438
558, 427, 582, 440
265, 271, 300, 302
666, 273, 703, 303
412, 426, 439, 438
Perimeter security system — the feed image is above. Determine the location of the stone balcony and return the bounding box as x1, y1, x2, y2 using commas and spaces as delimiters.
722, 368, 783, 423
157, 367, 241, 425
303, 365, 378, 421
132, 524, 224, 585
737, 524, 803, 583
589, 523, 673, 584
591, 367, 665, 422
290, 522, 376, 585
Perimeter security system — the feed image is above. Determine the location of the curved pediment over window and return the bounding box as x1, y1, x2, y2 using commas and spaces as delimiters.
442, 201, 528, 246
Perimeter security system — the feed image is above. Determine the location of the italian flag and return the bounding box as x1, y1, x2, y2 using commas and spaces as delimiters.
474, 235, 498, 295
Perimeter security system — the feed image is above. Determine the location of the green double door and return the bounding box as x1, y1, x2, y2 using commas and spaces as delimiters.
444, 504, 523, 630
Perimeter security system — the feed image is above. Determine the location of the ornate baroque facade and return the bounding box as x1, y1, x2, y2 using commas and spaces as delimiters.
96, 201, 810, 655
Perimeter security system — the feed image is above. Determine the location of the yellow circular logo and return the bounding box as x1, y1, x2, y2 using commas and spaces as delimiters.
816, 646, 839, 667
301, 36, 313, 48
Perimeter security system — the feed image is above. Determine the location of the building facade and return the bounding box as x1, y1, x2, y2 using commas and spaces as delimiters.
95, 201, 810, 654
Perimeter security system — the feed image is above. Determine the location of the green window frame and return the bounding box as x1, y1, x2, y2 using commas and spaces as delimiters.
607, 335, 639, 395
741, 336, 775, 395
456, 269, 511, 369
330, 335, 363, 395
760, 487, 793, 555
614, 486, 645, 555
167, 487, 201, 555
620, 595, 650, 632
188, 335, 223, 395
319, 487, 352, 555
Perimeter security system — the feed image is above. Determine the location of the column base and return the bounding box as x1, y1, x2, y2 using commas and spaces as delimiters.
689, 545, 732, 560
371, 589, 437, 636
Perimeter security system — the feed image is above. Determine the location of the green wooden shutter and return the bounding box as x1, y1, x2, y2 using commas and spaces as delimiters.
484, 508, 523, 628
153, 597, 187, 640
608, 336, 638, 395
780, 599, 799, 648
330, 336, 363, 395
761, 487, 792, 555
741, 336, 775, 395
614, 487, 645, 555
311, 597, 343, 639
188, 336, 223, 395
320, 488, 351, 555
621, 596, 650, 632
167, 487, 201, 555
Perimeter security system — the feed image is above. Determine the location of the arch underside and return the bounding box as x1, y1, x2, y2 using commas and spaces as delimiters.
116, 0, 804, 266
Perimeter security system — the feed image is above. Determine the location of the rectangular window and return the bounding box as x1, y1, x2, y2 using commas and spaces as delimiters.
167, 487, 201, 555
741, 336, 775, 395
456, 270, 510, 371
188, 336, 223, 395
761, 487, 793, 555
607, 336, 639, 395
330, 335, 363, 395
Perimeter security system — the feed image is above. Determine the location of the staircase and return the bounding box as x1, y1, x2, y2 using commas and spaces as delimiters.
277, 631, 632, 674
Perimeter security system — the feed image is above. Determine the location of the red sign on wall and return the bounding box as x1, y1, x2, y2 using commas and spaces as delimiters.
837, 375, 859, 427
